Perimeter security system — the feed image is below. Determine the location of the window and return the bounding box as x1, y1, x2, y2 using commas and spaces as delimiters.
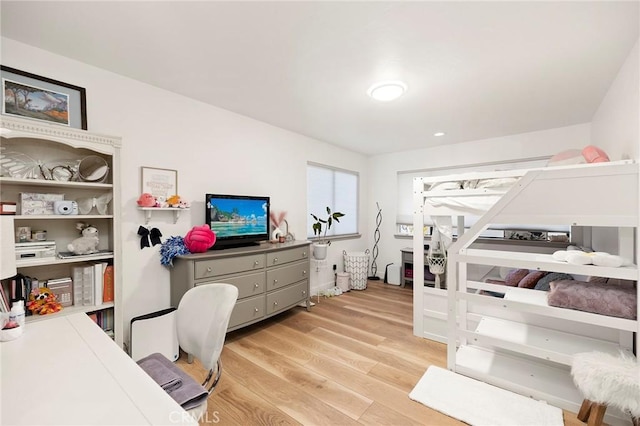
307, 163, 358, 239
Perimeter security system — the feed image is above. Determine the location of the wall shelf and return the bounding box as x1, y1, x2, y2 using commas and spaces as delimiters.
138, 207, 189, 224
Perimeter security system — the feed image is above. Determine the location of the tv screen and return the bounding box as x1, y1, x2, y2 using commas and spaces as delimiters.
205, 194, 270, 249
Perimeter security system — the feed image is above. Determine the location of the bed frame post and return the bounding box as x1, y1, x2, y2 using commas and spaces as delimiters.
413, 177, 426, 338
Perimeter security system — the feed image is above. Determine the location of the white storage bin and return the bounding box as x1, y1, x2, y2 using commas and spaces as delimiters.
336, 272, 350, 292
386, 264, 401, 285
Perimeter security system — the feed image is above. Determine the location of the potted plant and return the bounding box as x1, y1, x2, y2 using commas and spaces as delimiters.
310, 207, 345, 260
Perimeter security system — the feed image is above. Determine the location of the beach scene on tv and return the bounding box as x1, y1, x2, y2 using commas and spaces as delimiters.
207, 198, 268, 237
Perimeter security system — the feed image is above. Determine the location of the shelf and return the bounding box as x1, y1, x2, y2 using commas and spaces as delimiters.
0, 177, 113, 189
462, 317, 628, 366
458, 284, 638, 332
138, 207, 189, 224
16, 253, 114, 268
455, 345, 582, 411
25, 302, 114, 323
455, 248, 638, 280
13, 214, 113, 220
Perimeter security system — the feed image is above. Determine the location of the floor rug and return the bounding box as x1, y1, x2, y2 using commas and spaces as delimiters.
409, 366, 564, 426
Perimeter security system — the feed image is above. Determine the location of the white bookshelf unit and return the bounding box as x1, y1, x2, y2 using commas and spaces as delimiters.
1, 116, 122, 346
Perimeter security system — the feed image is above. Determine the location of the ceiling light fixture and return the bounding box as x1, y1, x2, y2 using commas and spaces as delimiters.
434, 132, 445, 137
367, 81, 407, 102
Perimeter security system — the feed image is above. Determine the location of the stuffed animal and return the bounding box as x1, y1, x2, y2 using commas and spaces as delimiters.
166, 195, 190, 209
27, 287, 62, 315
137, 193, 157, 207
184, 225, 216, 253
68, 224, 100, 255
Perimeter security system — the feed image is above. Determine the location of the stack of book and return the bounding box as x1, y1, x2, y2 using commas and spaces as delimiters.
72, 263, 114, 307
87, 310, 115, 337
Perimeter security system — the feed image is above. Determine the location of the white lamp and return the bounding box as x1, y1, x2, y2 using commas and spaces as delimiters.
367, 81, 407, 102
1, 216, 17, 280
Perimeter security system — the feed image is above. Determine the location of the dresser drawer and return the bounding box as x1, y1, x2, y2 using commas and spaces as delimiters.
194, 254, 265, 280
266, 246, 309, 267
198, 272, 265, 300
229, 294, 265, 329
266, 261, 309, 291
266, 281, 308, 315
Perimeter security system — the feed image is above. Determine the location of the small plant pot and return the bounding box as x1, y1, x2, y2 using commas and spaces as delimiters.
312, 243, 328, 260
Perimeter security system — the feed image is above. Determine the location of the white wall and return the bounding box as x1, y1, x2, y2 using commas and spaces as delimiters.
591, 39, 640, 161
367, 124, 591, 276
366, 37, 640, 276
1, 37, 369, 344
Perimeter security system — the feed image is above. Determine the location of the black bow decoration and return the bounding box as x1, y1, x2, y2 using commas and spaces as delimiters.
138, 226, 163, 249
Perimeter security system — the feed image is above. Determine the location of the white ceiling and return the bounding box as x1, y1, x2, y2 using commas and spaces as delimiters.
1, 1, 638, 156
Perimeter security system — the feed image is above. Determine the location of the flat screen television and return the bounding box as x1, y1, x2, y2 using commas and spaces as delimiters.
205, 193, 270, 249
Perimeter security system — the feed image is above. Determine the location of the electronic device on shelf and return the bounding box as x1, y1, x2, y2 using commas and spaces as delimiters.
205, 193, 270, 250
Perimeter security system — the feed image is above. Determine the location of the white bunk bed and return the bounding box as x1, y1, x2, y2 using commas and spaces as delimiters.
412, 161, 639, 426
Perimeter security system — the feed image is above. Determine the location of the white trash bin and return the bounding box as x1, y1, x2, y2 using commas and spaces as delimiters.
343, 250, 370, 290
336, 272, 350, 292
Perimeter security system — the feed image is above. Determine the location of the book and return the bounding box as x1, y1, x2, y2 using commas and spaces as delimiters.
0, 280, 10, 312
82, 266, 94, 306
94, 262, 108, 308
72, 267, 83, 307
103, 265, 114, 303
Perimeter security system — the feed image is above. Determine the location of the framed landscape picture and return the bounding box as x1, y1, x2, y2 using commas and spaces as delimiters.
1, 65, 87, 130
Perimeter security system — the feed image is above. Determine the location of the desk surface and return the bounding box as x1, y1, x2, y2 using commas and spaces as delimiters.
1, 313, 198, 426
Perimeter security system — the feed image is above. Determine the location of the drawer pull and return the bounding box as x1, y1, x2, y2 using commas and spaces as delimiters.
273, 257, 278, 263
302, 251, 307, 257
273, 279, 278, 285
302, 290, 306, 295
254, 260, 259, 266
254, 283, 259, 288
207, 267, 212, 273
254, 307, 259, 313
273, 301, 278, 306
302, 270, 307, 275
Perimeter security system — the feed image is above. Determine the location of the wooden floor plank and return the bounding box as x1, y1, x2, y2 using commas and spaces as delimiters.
227, 337, 373, 420
174, 280, 586, 426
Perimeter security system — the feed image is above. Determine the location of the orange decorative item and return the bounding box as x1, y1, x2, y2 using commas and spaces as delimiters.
27, 287, 63, 315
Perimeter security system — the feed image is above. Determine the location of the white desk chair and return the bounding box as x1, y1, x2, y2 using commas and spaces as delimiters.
138, 283, 238, 422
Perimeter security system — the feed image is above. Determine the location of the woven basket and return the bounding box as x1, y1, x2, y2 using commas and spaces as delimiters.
343, 250, 370, 290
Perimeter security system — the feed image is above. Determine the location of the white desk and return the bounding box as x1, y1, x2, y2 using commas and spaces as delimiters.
1, 313, 198, 425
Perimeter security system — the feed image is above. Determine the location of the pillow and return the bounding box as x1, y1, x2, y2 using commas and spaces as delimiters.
582, 145, 610, 163
504, 268, 529, 287
518, 271, 547, 289
547, 149, 585, 167
429, 181, 462, 191
534, 272, 573, 291
475, 177, 519, 189
548, 280, 636, 319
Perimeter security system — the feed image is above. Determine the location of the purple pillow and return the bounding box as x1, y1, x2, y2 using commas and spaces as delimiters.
505, 269, 529, 287
518, 271, 547, 289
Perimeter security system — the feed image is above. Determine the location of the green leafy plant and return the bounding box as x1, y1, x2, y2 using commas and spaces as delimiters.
310, 207, 345, 245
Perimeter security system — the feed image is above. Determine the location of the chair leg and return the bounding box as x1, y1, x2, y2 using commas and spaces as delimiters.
587, 403, 607, 426
631, 416, 639, 426
203, 358, 222, 395
577, 399, 592, 422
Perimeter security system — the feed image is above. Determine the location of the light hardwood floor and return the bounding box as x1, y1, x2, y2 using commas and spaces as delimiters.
177, 280, 584, 425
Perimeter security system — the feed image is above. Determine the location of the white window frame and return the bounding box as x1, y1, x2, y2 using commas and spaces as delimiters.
307, 162, 359, 240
